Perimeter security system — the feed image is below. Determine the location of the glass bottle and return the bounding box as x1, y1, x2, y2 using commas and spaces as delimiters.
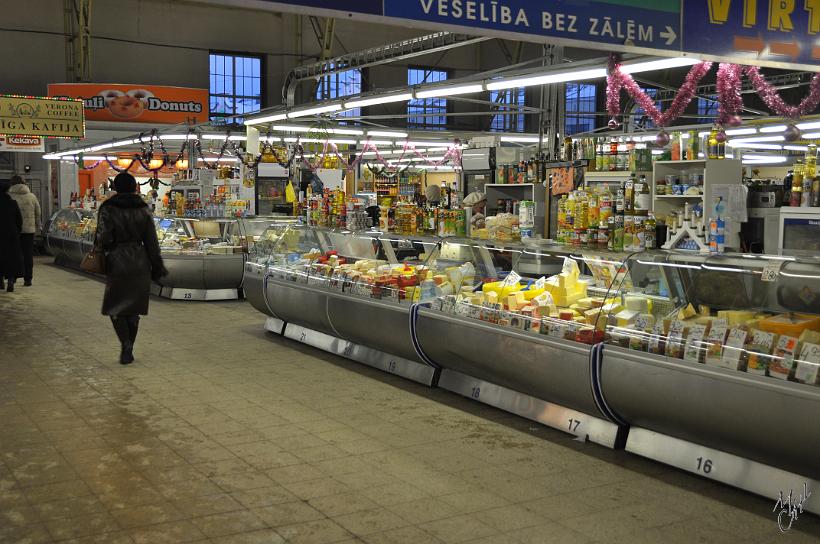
615, 181, 626, 216
707, 127, 720, 160
599, 184, 613, 226
791, 160, 805, 207
587, 187, 600, 229
644, 212, 657, 249
557, 195, 568, 243
805, 143, 817, 179
624, 174, 635, 215
671, 133, 681, 161
634, 175, 651, 214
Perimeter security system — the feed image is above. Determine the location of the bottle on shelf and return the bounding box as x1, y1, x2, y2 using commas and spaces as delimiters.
634, 175, 651, 215
587, 187, 600, 230
791, 160, 805, 207
644, 212, 657, 249
624, 174, 635, 215
599, 184, 613, 226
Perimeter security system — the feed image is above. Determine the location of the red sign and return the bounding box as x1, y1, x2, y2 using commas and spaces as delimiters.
0, 135, 45, 152
48, 83, 209, 124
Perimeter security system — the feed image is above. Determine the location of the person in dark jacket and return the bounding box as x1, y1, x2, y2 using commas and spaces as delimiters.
94, 172, 167, 364
0, 181, 23, 292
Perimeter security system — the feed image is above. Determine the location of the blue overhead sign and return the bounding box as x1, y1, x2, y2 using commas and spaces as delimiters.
383, 0, 682, 51
249, 0, 820, 68
682, 0, 820, 67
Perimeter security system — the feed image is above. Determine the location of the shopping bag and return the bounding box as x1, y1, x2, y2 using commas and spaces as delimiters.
285, 180, 296, 203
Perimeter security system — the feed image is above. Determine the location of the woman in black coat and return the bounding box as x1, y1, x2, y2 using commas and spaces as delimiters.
0, 181, 23, 292
94, 172, 167, 364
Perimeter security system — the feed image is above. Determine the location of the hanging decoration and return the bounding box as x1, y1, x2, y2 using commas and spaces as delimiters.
744, 66, 820, 119
606, 54, 713, 133
716, 63, 743, 127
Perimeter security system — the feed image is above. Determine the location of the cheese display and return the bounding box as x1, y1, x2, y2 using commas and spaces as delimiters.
606, 253, 820, 388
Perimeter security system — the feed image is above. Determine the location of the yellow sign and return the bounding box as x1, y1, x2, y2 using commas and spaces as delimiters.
0, 95, 85, 138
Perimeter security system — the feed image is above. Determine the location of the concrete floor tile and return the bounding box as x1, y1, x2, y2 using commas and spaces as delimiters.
361, 526, 444, 544
332, 507, 410, 536
189, 509, 268, 538
208, 528, 286, 544
252, 501, 327, 527
128, 520, 207, 544
422, 514, 498, 543
275, 518, 353, 544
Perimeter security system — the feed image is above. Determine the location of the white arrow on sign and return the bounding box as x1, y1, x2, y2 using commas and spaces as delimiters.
660, 26, 677, 46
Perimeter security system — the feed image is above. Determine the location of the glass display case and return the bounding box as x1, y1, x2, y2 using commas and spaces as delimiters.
241, 216, 299, 316
154, 217, 244, 255
414, 237, 631, 447
46, 208, 97, 267
151, 217, 245, 300
600, 251, 820, 480
260, 225, 440, 382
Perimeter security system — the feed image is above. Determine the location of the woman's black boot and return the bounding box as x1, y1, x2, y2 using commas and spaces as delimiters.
111, 317, 134, 364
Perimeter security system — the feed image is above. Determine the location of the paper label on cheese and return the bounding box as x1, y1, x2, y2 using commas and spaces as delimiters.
683, 324, 707, 363
771, 335, 799, 379
795, 343, 820, 384
648, 323, 665, 355
533, 292, 554, 306
629, 315, 652, 351
546, 320, 566, 339
720, 328, 748, 369
704, 319, 728, 366
747, 330, 775, 374
665, 320, 685, 359
535, 276, 546, 290
562, 257, 580, 277
501, 271, 521, 287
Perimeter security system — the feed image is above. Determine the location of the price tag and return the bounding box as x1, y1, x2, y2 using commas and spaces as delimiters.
683, 324, 706, 363
502, 271, 521, 287
761, 260, 783, 282
535, 276, 546, 290
533, 292, 554, 306
720, 328, 748, 369
795, 343, 820, 384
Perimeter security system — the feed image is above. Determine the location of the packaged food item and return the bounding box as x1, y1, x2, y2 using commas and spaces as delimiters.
770, 335, 799, 380
720, 328, 748, 371
683, 324, 707, 363
795, 342, 820, 385
758, 313, 820, 338
703, 319, 728, 366
647, 322, 666, 355
628, 314, 653, 351
665, 320, 686, 359
746, 330, 775, 375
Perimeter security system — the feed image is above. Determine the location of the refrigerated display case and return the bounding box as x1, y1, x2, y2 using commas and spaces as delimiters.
599, 251, 820, 510
46, 208, 97, 268
414, 237, 630, 447
153, 217, 245, 300
242, 216, 299, 317
259, 225, 440, 383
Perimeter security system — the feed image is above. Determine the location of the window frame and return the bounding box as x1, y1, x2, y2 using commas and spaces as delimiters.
209, 50, 265, 125
697, 95, 718, 125
490, 87, 526, 133
315, 66, 363, 121
564, 82, 597, 136
407, 66, 450, 130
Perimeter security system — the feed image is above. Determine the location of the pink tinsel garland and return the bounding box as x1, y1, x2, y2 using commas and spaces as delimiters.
607, 57, 713, 128
716, 63, 743, 125
744, 66, 820, 119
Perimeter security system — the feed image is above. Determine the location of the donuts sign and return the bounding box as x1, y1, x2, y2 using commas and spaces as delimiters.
47, 83, 208, 124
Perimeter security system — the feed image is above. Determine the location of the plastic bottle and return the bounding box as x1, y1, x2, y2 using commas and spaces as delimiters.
791, 160, 805, 207
557, 195, 568, 243
644, 213, 657, 249
599, 184, 613, 225
624, 174, 635, 214
565, 191, 576, 232
806, 144, 817, 179
576, 190, 589, 229
587, 187, 599, 229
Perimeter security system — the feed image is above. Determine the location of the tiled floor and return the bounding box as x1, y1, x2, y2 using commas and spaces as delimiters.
0, 258, 818, 544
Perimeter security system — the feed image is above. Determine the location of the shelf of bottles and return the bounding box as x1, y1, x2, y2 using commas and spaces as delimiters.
556, 173, 656, 252
573, 137, 653, 173
373, 172, 422, 198
786, 143, 820, 208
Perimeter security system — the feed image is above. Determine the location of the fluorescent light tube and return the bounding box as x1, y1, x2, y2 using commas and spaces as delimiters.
343, 92, 413, 109
727, 136, 784, 145
802, 132, 820, 138
783, 145, 809, 151
287, 104, 342, 118
159, 134, 198, 140
487, 68, 606, 91
620, 57, 700, 74
725, 128, 757, 136
797, 121, 820, 130
367, 130, 408, 138
727, 143, 783, 150
272, 125, 310, 132
415, 84, 484, 99
359, 140, 393, 146
759, 125, 787, 133
246, 112, 287, 124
